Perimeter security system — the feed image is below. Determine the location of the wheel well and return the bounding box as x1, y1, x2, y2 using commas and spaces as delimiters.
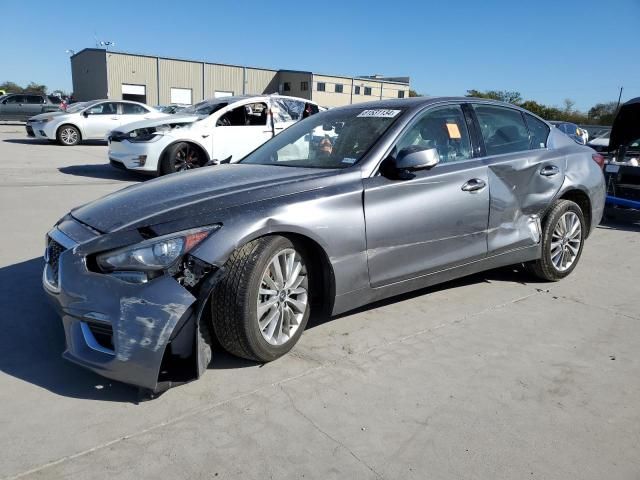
559, 189, 592, 234
56, 123, 82, 140
158, 141, 210, 174
278, 233, 336, 317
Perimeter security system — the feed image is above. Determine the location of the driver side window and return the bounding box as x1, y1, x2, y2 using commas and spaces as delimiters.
394, 105, 472, 164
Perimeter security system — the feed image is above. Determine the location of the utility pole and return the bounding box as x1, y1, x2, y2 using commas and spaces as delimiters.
615, 86, 623, 111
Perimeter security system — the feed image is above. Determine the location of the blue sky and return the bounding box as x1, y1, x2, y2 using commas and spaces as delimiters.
1, 0, 638, 110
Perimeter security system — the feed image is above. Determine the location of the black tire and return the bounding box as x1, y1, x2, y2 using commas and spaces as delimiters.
56, 124, 81, 146
527, 199, 586, 281
160, 142, 205, 175
211, 236, 311, 362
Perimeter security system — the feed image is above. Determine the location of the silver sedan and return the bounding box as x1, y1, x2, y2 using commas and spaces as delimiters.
43, 97, 605, 393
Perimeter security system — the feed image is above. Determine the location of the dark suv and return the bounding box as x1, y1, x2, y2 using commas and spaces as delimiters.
0, 93, 61, 121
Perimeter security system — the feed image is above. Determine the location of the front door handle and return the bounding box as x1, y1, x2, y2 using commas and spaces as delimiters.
461, 178, 486, 192
540, 165, 560, 177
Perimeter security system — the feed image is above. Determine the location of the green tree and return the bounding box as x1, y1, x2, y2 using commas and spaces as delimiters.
466, 89, 522, 104
408, 89, 421, 97
24, 82, 47, 94
587, 102, 619, 125
0, 81, 23, 93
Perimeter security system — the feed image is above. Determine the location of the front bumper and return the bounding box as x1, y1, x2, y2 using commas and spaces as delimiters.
107, 137, 166, 173
43, 224, 203, 391
26, 121, 53, 139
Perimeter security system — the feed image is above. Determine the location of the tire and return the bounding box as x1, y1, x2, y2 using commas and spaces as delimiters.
56, 124, 81, 146
527, 199, 586, 281
211, 236, 311, 362
160, 142, 206, 175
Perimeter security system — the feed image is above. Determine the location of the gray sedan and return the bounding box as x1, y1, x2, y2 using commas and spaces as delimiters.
43, 97, 605, 393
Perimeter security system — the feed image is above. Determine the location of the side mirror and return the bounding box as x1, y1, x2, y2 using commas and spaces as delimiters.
394, 146, 440, 172
82, 110, 90, 117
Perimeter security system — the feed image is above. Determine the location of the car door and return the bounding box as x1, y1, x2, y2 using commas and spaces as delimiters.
363, 104, 490, 287
82, 102, 121, 139
23, 95, 45, 119
471, 104, 564, 254
2, 95, 26, 120
210, 102, 272, 162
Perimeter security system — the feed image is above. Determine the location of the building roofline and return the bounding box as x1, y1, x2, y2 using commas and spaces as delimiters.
71, 48, 411, 86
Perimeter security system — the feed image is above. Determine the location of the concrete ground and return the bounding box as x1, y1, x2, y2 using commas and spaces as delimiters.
0, 124, 638, 480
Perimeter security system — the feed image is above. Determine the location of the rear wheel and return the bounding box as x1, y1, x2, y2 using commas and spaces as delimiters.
56, 125, 80, 146
160, 142, 206, 175
527, 199, 585, 281
211, 236, 311, 362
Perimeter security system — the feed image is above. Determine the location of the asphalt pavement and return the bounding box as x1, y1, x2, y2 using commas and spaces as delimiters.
0, 124, 638, 480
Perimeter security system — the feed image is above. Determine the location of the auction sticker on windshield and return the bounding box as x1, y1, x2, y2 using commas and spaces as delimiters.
357, 109, 401, 118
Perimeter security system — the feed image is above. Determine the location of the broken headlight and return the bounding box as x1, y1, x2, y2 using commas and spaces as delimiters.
96, 226, 218, 272
128, 125, 170, 143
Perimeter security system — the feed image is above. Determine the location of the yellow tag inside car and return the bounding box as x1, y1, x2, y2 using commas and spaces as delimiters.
446, 123, 461, 139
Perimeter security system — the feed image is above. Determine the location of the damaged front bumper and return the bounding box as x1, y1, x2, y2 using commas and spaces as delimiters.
42, 223, 219, 393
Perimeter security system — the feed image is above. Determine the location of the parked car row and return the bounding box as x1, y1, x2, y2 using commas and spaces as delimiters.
25, 100, 166, 145
0, 93, 63, 121
41, 96, 606, 393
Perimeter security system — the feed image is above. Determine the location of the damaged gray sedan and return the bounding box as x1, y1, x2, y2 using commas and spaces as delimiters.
43, 97, 606, 393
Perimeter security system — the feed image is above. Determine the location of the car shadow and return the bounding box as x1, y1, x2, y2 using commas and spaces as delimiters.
3, 139, 107, 146
0, 258, 543, 403
59, 164, 147, 182
308, 265, 544, 328
0, 258, 140, 403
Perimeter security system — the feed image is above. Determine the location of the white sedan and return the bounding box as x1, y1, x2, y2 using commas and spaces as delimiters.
107, 95, 320, 175
26, 100, 166, 146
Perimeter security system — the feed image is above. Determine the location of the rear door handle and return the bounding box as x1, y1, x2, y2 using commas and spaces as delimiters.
540, 165, 560, 177
461, 178, 486, 192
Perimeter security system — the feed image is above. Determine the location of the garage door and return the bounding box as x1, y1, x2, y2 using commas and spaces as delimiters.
170, 88, 192, 105
122, 84, 146, 103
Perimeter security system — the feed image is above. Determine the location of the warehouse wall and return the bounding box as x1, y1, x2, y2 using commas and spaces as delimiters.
311, 74, 354, 107
70, 50, 108, 101
204, 64, 244, 97
278, 72, 312, 100
158, 58, 203, 104
245, 68, 279, 96
106, 53, 158, 104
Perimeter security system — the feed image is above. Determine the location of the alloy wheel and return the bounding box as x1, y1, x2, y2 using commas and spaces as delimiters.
550, 211, 582, 272
60, 127, 78, 145
174, 144, 202, 171
256, 248, 308, 346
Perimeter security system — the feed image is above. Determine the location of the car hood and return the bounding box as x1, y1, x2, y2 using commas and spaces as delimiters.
28, 111, 68, 122
115, 114, 200, 133
70, 164, 340, 233
609, 97, 640, 151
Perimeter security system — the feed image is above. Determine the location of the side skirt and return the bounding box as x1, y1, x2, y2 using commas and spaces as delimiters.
332, 244, 540, 316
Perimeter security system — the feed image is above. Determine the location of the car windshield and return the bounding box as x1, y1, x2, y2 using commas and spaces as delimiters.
66, 102, 87, 113
240, 107, 406, 169
182, 100, 229, 117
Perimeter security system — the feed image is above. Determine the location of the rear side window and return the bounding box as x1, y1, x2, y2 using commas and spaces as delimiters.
121, 103, 147, 114
524, 113, 550, 149
473, 104, 530, 156
25, 95, 44, 104
5, 95, 25, 104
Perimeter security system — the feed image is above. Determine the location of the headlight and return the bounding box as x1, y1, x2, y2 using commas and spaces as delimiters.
96, 225, 218, 272
128, 125, 171, 143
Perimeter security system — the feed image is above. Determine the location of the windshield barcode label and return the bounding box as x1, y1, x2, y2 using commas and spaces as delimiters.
357, 109, 401, 118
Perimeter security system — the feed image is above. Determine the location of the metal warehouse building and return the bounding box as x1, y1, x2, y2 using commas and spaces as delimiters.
70, 48, 410, 108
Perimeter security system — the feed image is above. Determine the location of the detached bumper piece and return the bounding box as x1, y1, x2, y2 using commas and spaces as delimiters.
43, 224, 222, 394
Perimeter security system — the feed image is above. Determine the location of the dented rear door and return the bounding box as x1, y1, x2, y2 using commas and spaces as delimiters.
471, 104, 564, 254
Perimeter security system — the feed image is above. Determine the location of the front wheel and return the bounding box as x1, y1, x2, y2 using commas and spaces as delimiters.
56, 125, 81, 146
527, 199, 586, 281
160, 142, 205, 175
210, 236, 311, 362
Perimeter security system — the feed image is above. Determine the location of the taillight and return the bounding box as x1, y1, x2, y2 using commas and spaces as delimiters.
592, 153, 605, 169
